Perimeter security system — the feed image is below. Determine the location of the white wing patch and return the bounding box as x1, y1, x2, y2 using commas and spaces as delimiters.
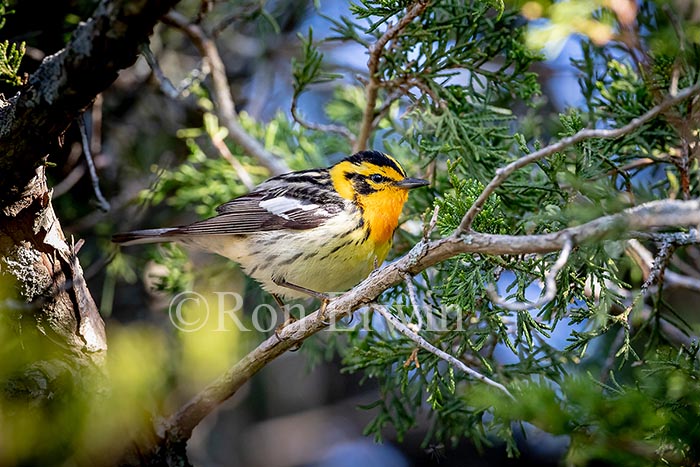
259, 197, 321, 220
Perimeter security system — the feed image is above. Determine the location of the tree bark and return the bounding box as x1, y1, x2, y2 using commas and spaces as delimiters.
0, 0, 180, 465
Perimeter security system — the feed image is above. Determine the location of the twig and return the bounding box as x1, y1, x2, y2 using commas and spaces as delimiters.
211, 2, 263, 37
209, 129, 256, 190
372, 304, 514, 399
141, 33, 253, 186
403, 274, 424, 330
78, 114, 111, 212
617, 241, 675, 325
627, 239, 700, 293
383, 76, 446, 111
600, 326, 627, 380
140, 43, 180, 99
370, 89, 403, 128
422, 205, 440, 241
291, 93, 356, 144
458, 82, 700, 232
141, 43, 210, 99
163, 11, 290, 176
353, 0, 430, 152
487, 237, 573, 311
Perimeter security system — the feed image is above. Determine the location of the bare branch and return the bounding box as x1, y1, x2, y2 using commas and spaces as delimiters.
616, 241, 675, 334
353, 0, 430, 152
458, 82, 700, 232
162, 198, 700, 442
370, 89, 403, 128
140, 43, 181, 99
487, 237, 573, 311
78, 114, 111, 212
372, 304, 514, 398
209, 130, 256, 191
627, 239, 700, 293
403, 274, 424, 330
422, 204, 441, 241
163, 11, 290, 176
291, 94, 356, 143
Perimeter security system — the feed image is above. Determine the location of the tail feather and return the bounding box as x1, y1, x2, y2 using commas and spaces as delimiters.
112, 228, 181, 246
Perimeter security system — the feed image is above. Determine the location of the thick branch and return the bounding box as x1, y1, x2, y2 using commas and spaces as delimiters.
353, 0, 429, 152
163, 11, 290, 176
162, 198, 700, 442
458, 82, 700, 231
0, 0, 183, 206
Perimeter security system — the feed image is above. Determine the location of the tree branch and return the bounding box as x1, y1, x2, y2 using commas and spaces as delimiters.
161, 197, 700, 443
0, 0, 183, 206
627, 238, 700, 293
163, 11, 290, 176
78, 114, 111, 212
372, 304, 514, 398
458, 82, 700, 232
353, 0, 430, 152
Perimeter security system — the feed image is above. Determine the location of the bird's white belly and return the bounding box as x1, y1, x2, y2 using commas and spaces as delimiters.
183, 212, 383, 299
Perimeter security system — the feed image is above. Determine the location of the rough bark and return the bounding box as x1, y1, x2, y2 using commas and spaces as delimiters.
0, 0, 180, 465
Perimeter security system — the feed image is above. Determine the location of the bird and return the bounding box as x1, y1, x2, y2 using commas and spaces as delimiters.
113, 150, 429, 302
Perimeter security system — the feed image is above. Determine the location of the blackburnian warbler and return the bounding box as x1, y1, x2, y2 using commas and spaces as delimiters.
113, 150, 429, 299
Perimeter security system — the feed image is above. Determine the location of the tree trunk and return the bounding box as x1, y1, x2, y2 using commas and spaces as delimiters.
0, 0, 181, 464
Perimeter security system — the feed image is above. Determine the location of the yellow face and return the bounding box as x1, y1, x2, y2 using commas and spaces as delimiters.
329, 151, 428, 245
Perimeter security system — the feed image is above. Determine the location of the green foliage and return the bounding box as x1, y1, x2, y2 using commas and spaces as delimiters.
0, 1, 23, 86
0, 40, 24, 86
74, 0, 700, 464
470, 345, 700, 466
289, 1, 700, 463
292, 28, 343, 96
0, 0, 13, 30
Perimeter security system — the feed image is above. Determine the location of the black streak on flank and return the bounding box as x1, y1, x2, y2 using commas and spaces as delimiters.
319, 238, 354, 261
279, 251, 304, 265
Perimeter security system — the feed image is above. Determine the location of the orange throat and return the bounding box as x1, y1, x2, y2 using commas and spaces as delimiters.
360, 189, 408, 245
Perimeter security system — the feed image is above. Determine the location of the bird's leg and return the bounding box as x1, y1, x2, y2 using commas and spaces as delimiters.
273, 278, 331, 324
272, 293, 301, 351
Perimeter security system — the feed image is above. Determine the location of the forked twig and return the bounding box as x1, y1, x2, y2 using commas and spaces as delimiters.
163, 11, 290, 176
78, 114, 110, 212
291, 93, 356, 143
372, 304, 514, 399
487, 237, 573, 311
353, 0, 430, 152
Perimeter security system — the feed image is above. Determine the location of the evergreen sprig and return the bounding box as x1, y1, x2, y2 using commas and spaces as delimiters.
0, 40, 24, 86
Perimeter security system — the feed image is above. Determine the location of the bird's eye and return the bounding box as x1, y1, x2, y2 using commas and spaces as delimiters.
370, 174, 384, 183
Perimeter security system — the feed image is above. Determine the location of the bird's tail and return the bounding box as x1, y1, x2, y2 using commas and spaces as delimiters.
112, 228, 181, 246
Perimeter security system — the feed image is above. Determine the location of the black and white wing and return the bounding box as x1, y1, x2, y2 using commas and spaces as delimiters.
172, 170, 345, 236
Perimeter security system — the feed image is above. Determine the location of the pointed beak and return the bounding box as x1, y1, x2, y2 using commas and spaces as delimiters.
395, 177, 430, 189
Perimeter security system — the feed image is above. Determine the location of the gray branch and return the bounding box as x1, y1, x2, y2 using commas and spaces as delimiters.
372, 304, 514, 398
162, 197, 700, 443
